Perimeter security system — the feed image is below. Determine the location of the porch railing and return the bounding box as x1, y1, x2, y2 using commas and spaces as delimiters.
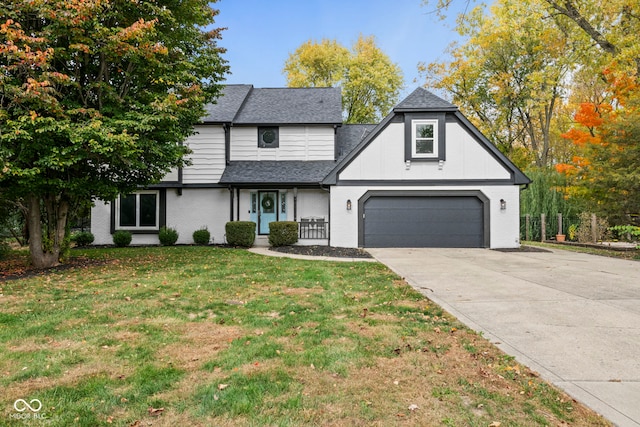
299, 217, 327, 239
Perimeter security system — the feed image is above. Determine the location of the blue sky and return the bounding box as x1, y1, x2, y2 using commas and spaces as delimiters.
214, 0, 468, 99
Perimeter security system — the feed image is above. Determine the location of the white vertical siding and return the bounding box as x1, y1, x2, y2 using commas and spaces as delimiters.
338, 122, 511, 181
182, 126, 226, 184
230, 126, 334, 161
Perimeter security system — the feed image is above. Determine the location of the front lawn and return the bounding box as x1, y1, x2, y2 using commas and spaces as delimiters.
0, 247, 609, 426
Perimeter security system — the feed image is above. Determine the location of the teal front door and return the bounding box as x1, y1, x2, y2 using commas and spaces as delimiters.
258, 191, 278, 235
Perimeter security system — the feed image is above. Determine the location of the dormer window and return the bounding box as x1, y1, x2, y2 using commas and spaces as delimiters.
404, 112, 446, 162
258, 126, 279, 148
412, 120, 438, 158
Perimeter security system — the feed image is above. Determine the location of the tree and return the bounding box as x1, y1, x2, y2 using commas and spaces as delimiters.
420, 0, 576, 168
542, 0, 640, 75
555, 73, 640, 223
284, 35, 403, 124
0, 0, 228, 268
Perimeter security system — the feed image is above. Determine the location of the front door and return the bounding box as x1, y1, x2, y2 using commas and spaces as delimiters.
258, 191, 278, 234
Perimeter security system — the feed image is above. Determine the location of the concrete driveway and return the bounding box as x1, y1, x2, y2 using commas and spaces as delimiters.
368, 247, 640, 427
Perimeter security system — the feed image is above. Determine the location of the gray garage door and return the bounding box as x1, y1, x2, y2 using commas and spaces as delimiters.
363, 196, 485, 248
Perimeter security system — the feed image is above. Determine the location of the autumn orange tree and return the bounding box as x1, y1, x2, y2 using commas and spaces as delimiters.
556, 72, 640, 223
0, 0, 228, 268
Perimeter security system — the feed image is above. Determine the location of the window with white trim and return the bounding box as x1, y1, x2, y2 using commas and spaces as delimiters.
116, 191, 160, 230
412, 119, 438, 158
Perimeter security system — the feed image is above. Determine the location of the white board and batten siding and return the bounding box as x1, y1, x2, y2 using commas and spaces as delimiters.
338, 122, 511, 181
230, 126, 334, 161
181, 126, 226, 184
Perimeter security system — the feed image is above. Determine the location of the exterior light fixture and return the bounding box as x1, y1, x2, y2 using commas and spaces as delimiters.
500, 199, 507, 210
405, 160, 411, 170
346, 199, 352, 211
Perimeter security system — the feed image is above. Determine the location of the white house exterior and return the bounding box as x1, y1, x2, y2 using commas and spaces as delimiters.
91, 85, 530, 248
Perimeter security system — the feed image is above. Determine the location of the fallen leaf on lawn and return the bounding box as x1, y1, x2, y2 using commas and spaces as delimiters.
147, 407, 164, 416
489, 422, 501, 427
128, 421, 141, 427
218, 384, 229, 390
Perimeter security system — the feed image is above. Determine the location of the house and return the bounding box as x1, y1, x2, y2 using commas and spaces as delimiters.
91, 85, 530, 248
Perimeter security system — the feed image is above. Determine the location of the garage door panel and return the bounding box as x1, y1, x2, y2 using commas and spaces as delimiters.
363, 196, 484, 248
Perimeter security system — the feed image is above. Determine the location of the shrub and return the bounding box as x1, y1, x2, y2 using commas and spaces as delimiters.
71, 231, 95, 247
576, 212, 610, 243
609, 225, 640, 242
159, 226, 179, 246
225, 221, 256, 247
0, 241, 11, 260
192, 227, 211, 245
268, 221, 298, 247
113, 230, 132, 247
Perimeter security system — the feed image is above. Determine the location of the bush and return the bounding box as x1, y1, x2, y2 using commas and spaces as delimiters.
159, 226, 179, 246
0, 241, 11, 260
71, 231, 95, 247
225, 221, 256, 247
268, 221, 298, 247
192, 227, 211, 245
113, 230, 132, 247
576, 212, 610, 243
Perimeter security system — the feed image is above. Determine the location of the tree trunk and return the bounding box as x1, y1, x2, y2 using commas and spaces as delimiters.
26, 194, 70, 269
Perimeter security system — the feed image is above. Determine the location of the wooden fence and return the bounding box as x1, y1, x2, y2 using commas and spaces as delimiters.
521, 213, 600, 242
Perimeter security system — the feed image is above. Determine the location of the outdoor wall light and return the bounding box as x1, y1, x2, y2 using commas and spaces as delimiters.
500, 199, 507, 210
405, 160, 411, 170
346, 199, 352, 211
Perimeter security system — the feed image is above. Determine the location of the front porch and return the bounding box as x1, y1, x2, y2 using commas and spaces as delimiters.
228, 187, 330, 246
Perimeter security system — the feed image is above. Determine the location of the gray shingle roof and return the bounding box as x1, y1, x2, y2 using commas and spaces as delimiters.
336, 124, 377, 160
233, 87, 343, 124
394, 87, 458, 112
219, 161, 338, 185
202, 85, 252, 123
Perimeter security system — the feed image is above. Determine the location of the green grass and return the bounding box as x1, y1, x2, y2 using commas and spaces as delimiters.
0, 246, 610, 426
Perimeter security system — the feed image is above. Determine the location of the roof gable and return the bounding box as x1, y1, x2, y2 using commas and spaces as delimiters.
323, 87, 531, 185
394, 87, 458, 112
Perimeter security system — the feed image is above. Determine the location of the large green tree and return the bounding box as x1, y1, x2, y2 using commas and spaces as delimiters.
0, 0, 228, 268
283, 35, 404, 124
421, 0, 576, 168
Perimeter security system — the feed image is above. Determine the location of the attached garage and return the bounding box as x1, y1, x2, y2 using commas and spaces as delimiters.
359, 191, 490, 248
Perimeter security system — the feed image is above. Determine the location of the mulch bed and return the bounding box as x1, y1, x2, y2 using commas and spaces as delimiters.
270, 245, 373, 258
493, 245, 552, 253
0, 256, 110, 282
